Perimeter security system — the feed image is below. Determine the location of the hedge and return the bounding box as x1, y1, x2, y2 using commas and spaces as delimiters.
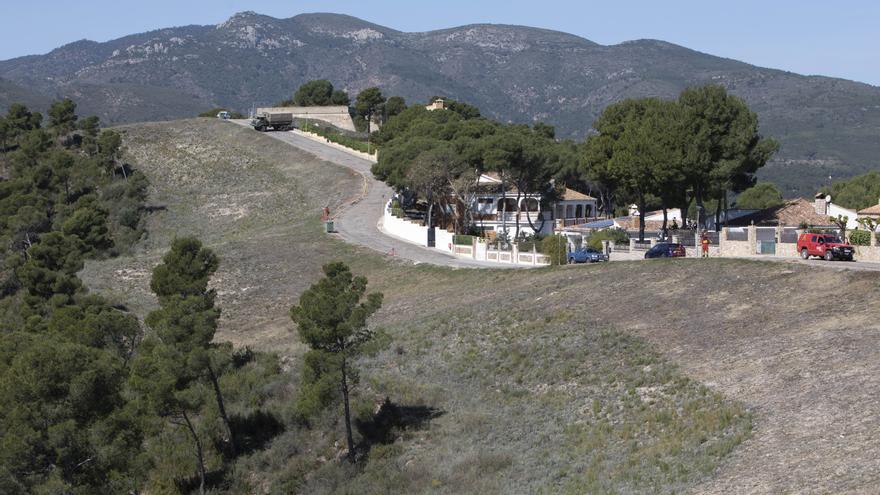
540, 235, 567, 266
300, 122, 376, 155
453, 234, 475, 246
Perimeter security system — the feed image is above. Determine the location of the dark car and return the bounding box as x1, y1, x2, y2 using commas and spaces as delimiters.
644, 242, 686, 259
568, 247, 609, 264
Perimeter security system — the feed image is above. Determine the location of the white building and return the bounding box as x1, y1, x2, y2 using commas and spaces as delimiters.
470, 173, 597, 238
814, 193, 859, 230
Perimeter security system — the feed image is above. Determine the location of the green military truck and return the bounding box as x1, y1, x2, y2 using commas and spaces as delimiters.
250, 111, 295, 132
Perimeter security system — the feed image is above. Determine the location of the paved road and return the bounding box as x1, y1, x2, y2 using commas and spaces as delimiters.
232, 123, 517, 268
231, 122, 880, 273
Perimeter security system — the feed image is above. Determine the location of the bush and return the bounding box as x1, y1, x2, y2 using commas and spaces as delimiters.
516, 234, 543, 252
540, 235, 567, 265
587, 228, 629, 251
300, 122, 375, 155
849, 230, 871, 246
453, 234, 475, 246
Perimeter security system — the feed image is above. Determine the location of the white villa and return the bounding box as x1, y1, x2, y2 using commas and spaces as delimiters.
470, 173, 597, 238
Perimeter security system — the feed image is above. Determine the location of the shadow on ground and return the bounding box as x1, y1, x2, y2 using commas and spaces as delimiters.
355, 398, 443, 457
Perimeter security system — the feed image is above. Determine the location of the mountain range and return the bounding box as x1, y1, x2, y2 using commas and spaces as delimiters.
1, 11, 878, 196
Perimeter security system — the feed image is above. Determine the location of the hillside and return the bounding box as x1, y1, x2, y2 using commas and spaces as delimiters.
1, 12, 879, 195
76, 119, 880, 493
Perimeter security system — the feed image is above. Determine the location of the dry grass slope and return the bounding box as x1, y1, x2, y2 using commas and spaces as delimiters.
80, 119, 880, 494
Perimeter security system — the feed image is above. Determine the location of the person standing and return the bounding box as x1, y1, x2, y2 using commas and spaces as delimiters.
701, 233, 710, 258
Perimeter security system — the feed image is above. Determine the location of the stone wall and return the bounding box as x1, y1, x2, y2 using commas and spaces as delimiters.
256, 106, 356, 131
854, 246, 880, 262
776, 242, 799, 258
720, 226, 756, 257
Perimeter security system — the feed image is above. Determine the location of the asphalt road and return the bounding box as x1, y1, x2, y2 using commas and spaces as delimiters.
230, 122, 880, 273
232, 122, 516, 268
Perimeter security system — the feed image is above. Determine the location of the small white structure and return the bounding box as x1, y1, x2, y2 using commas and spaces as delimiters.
425, 98, 446, 111
814, 193, 859, 230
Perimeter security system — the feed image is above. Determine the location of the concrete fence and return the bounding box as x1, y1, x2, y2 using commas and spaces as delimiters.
381, 200, 550, 266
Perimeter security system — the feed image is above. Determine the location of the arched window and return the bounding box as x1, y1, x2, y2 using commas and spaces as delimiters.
521, 198, 539, 212
497, 198, 517, 212
575, 205, 583, 218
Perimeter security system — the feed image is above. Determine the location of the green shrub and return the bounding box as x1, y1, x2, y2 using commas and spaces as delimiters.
516, 234, 543, 252
453, 234, 475, 246
391, 207, 404, 218
540, 235, 567, 265
849, 230, 871, 246
300, 122, 375, 155
587, 228, 629, 251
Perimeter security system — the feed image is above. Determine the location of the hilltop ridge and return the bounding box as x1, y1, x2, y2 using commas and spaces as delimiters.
1, 11, 879, 195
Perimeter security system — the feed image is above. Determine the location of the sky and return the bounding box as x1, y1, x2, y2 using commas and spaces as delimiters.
1, 0, 879, 86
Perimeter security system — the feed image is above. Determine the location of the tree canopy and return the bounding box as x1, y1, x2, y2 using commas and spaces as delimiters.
354, 87, 386, 133
735, 182, 784, 210
579, 85, 778, 235
823, 171, 880, 211
290, 261, 383, 462
289, 80, 350, 106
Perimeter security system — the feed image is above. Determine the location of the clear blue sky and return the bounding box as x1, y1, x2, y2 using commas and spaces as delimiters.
3, 0, 879, 86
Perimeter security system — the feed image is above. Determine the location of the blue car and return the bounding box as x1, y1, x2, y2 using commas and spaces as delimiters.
567, 247, 609, 264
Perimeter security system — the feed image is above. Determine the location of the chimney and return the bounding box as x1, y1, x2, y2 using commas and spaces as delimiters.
814, 193, 828, 216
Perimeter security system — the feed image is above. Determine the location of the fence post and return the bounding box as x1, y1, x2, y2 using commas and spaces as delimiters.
748, 222, 757, 254
629, 238, 636, 251
720, 227, 728, 256
775, 224, 784, 256
512, 243, 519, 264
472, 236, 478, 259
871, 232, 878, 247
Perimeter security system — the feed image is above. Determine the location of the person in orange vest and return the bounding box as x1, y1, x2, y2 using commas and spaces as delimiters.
701, 233, 710, 258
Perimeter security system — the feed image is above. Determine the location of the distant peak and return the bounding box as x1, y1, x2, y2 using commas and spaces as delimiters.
217, 11, 274, 29
230, 11, 261, 20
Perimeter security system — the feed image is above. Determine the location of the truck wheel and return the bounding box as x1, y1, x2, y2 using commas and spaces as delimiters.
800, 248, 809, 260
825, 251, 834, 261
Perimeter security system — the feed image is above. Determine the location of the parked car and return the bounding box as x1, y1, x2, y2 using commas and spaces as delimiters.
568, 247, 608, 264
796, 233, 854, 261
644, 242, 686, 259
216, 111, 231, 119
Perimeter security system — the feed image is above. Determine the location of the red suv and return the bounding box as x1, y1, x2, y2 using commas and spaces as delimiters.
796, 233, 854, 261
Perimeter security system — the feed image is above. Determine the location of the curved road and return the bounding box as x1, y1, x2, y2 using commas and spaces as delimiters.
237, 124, 514, 268
233, 122, 880, 273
